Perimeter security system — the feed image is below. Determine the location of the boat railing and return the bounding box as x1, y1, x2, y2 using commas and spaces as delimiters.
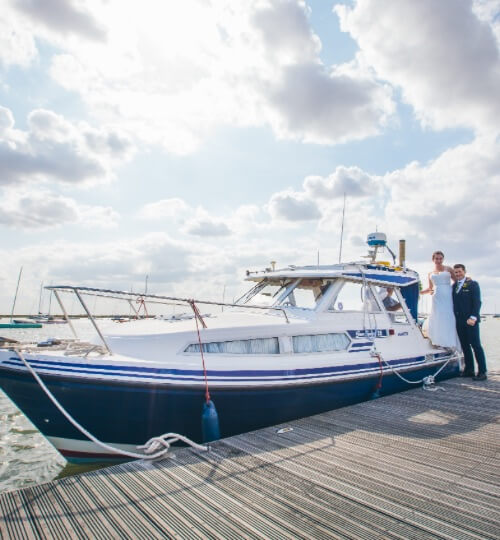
45, 285, 291, 355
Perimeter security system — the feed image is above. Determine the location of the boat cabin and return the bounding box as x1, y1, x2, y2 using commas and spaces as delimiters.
240, 262, 420, 325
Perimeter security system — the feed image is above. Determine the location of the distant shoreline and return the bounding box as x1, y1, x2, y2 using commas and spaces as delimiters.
0, 315, 156, 319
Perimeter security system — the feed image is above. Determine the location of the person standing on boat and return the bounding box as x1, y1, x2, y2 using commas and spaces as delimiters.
420, 251, 459, 348
452, 264, 487, 380
380, 288, 401, 311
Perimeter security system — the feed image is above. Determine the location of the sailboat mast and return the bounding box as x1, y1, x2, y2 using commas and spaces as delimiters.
38, 282, 44, 314
10, 266, 23, 322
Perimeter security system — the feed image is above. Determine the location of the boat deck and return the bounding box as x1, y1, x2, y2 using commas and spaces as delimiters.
1, 372, 499, 539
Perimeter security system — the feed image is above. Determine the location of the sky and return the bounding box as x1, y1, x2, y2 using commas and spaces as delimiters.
1, 0, 499, 315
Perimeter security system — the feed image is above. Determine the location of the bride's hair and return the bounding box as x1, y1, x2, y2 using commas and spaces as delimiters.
432, 250, 445, 260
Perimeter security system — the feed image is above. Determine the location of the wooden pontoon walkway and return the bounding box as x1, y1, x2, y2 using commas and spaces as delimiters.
1, 373, 499, 539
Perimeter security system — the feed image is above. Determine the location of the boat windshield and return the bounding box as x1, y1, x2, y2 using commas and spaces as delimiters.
242, 278, 332, 309
242, 280, 295, 307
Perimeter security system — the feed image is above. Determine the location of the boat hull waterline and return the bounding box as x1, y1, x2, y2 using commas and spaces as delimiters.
0, 352, 458, 462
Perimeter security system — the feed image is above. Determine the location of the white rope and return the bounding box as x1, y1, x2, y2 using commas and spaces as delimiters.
14, 349, 208, 460
379, 351, 458, 390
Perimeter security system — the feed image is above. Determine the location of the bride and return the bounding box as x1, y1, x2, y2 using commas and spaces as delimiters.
420, 251, 459, 348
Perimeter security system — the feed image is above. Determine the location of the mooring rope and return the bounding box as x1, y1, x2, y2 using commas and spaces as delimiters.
378, 350, 458, 391
14, 348, 208, 460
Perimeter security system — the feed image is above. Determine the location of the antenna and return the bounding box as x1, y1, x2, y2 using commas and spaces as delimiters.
338, 193, 346, 263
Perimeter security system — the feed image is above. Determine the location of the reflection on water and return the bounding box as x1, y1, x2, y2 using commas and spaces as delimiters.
1, 318, 499, 492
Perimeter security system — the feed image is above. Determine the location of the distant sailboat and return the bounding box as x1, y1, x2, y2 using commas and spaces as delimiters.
0, 267, 42, 329
34, 284, 67, 324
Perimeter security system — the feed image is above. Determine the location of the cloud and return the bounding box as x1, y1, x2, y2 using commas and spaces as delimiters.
267, 61, 394, 144
304, 166, 381, 198
0, 106, 133, 186
252, 0, 321, 64
13, 0, 106, 41
384, 136, 500, 248
0, 189, 119, 229
184, 218, 231, 237
138, 198, 190, 221
0, 1, 397, 153
0, 4, 37, 67
138, 198, 232, 237
268, 189, 321, 221
335, 0, 500, 133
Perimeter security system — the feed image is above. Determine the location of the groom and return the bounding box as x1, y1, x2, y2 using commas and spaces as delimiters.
452, 264, 487, 380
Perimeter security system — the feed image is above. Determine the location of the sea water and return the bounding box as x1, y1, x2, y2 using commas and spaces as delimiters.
1, 318, 499, 493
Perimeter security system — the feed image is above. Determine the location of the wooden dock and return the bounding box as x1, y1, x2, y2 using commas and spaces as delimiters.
1, 373, 499, 539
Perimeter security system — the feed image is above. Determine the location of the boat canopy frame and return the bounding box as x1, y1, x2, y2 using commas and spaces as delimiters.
46, 285, 293, 355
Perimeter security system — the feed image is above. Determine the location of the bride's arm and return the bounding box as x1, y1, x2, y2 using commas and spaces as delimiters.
445, 266, 456, 281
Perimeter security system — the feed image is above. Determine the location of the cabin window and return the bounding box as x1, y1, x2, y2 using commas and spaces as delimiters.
185, 337, 280, 354
328, 281, 364, 311
292, 333, 350, 353
280, 279, 331, 309
386, 289, 410, 324
326, 281, 383, 312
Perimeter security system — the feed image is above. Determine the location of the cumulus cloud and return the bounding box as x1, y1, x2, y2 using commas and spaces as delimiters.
0, 106, 133, 186
138, 198, 233, 237
0, 4, 38, 67
138, 198, 190, 221
252, 0, 321, 64
0, 106, 15, 133
184, 218, 231, 237
267, 61, 394, 144
304, 166, 381, 198
1, 0, 397, 153
268, 189, 321, 221
13, 0, 106, 41
0, 189, 119, 229
335, 0, 500, 133
384, 136, 500, 248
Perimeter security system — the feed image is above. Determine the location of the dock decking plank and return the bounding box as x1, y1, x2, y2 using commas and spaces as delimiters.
1, 373, 499, 539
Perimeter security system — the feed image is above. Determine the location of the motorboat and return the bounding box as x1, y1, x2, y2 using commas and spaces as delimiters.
0, 234, 461, 463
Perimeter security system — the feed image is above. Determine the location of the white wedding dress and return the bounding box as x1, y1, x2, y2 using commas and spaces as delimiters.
424, 272, 459, 348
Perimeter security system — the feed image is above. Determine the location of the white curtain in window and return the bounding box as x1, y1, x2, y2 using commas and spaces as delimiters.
186, 337, 279, 354
292, 333, 349, 353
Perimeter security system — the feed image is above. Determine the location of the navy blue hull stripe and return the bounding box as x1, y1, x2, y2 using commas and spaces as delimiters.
2, 355, 440, 384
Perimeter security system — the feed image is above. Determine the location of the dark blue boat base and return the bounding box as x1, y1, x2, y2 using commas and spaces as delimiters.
0, 359, 460, 463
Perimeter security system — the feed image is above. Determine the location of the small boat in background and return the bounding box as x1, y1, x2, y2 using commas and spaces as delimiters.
2, 267, 42, 328
0, 321, 42, 329
34, 315, 67, 325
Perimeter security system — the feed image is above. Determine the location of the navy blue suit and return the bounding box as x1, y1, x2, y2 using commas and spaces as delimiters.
452, 279, 487, 375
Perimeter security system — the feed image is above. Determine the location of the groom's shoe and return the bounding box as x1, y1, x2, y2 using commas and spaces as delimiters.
461, 371, 474, 377
473, 373, 487, 381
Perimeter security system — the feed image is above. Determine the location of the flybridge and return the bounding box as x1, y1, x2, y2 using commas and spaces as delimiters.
245, 232, 415, 286
245, 262, 419, 287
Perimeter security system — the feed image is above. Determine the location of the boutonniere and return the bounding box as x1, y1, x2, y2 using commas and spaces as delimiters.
462, 282, 469, 290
